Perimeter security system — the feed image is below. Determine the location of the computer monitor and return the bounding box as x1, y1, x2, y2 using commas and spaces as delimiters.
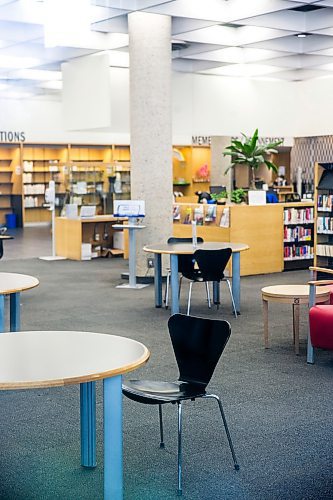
210, 185, 226, 194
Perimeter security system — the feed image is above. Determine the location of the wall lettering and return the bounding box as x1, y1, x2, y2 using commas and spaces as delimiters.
0, 131, 26, 142
192, 136, 211, 146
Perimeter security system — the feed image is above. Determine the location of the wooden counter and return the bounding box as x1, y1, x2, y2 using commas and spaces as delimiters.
173, 201, 314, 276
55, 215, 129, 260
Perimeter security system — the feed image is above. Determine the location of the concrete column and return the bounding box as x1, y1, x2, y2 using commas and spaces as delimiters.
128, 12, 173, 276
210, 136, 232, 194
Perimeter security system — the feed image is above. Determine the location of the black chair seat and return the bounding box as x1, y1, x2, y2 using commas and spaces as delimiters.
123, 379, 206, 404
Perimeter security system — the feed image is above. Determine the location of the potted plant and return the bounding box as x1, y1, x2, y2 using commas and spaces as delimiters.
210, 190, 228, 205
223, 129, 283, 189
230, 188, 246, 204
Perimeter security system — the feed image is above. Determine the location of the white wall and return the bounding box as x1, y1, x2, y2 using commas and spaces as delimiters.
0, 69, 332, 143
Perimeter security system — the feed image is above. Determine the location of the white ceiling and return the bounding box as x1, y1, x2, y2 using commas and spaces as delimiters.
2, 0, 333, 99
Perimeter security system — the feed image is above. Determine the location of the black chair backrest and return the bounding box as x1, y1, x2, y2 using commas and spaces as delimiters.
168, 314, 231, 387
167, 237, 204, 278
193, 248, 232, 282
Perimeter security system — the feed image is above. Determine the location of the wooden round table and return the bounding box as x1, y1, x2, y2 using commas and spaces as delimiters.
261, 284, 331, 354
0, 272, 39, 332
144, 242, 249, 315
0, 330, 150, 499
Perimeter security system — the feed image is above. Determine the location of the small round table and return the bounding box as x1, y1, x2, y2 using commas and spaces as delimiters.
261, 284, 331, 354
0, 330, 150, 499
0, 272, 39, 332
144, 242, 249, 315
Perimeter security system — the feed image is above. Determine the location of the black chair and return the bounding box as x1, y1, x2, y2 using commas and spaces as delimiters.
122, 314, 239, 496
183, 248, 237, 317
164, 236, 204, 309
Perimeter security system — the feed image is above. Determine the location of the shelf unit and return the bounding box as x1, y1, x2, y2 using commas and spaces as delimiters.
173, 145, 211, 197
283, 203, 314, 270
22, 145, 68, 223
0, 144, 22, 225
112, 145, 131, 200
314, 162, 333, 270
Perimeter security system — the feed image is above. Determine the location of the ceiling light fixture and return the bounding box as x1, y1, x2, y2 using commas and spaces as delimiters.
297, 33, 307, 38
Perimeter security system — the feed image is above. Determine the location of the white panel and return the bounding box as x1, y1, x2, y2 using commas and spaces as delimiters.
62, 53, 111, 130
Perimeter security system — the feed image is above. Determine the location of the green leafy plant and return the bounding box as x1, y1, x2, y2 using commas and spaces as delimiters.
210, 190, 228, 202
230, 188, 246, 204
224, 129, 283, 189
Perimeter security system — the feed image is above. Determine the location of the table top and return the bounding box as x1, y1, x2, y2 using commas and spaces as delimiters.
56, 216, 128, 224
0, 331, 150, 390
143, 241, 249, 255
0, 272, 39, 294
0, 235, 13, 240
261, 284, 331, 299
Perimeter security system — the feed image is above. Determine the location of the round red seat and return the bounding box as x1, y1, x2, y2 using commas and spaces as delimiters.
309, 305, 333, 350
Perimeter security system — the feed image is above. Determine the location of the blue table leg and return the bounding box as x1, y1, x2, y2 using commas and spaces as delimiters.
232, 252, 241, 314
154, 253, 162, 308
128, 228, 136, 288
213, 282, 220, 305
170, 254, 180, 315
10, 292, 20, 332
307, 283, 316, 364
104, 375, 123, 500
0, 294, 4, 332
80, 382, 96, 468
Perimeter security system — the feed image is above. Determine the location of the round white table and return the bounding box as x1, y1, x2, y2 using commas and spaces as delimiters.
0, 330, 150, 500
144, 241, 249, 315
0, 272, 39, 332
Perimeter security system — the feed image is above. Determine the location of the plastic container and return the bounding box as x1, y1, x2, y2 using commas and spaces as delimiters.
5, 213, 16, 229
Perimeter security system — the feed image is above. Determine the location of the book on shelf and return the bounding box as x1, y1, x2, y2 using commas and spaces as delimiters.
283, 207, 314, 224
284, 226, 312, 242
316, 244, 333, 257
284, 244, 313, 260
317, 194, 333, 211
183, 206, 192, 225
194, 206, 204, 225
317, 216, 333, 233
220, 207, 230, 228
205, 205, 216, 222
173, 204, 180, 220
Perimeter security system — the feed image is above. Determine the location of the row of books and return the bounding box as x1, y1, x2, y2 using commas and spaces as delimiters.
316, 244, 333, 257
283, 245, 313, 260
173, 205, 218, 225
317, 217, 333, 234
317, 194, 333, 212
283, 207, 314, 225
284, 226, 312, 242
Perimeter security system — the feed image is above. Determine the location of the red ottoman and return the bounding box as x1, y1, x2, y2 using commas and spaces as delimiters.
309, 305, 333, 350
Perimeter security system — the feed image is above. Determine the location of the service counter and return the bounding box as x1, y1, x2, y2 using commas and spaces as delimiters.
173, 202, 314, 276
55, 215, 129, 260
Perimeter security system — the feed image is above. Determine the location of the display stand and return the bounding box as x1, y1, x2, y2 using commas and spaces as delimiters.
39, 181, 66, 261
113, 222, 148, 289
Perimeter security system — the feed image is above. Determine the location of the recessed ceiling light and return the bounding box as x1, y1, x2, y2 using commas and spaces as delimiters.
297, 33, 307, 38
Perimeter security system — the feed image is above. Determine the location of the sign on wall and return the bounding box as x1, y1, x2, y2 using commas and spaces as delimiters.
0, 131, 25, 142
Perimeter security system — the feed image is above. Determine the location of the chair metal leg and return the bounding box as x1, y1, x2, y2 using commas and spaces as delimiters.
159, 404, 165, 448
187, 282, 193, 315
203, 394, 239, 471
164, 271, 170, 309
226, 279, 238, 318
205, 282, 211, 308
177, 402, 183, 496
179, 276, 183, 300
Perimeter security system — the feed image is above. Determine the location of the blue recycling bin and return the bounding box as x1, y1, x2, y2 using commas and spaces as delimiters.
5, 213, 16, 229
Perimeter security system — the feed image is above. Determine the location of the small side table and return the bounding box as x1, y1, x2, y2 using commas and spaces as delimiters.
261, 284, 330, 354
113, 224, 148, 289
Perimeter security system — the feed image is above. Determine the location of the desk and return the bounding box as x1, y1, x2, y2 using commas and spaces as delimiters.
144, 242, 249, 315
261, 284, 330, 354
0, 272, 39, 332
113, 224, 147, 289
55, 216, 128, 260
0, 330, 149, 499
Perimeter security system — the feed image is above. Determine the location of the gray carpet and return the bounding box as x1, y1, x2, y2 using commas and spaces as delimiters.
0, 257, 332, 500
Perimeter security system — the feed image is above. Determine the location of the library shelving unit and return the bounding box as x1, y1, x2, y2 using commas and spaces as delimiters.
112, 145, 131, 200
22, 145, 68, 224
283, 202, 314, 270
314, 162, 333, 271
0, 144, 22, 226
173, 145, 211, 197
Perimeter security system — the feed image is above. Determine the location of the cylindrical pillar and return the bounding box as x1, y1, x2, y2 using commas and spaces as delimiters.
129, 12, 173, 276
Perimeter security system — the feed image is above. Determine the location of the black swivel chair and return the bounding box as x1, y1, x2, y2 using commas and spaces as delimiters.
164, 236, 204, 309
122, 314, 239, 496
182, 248, 237, 317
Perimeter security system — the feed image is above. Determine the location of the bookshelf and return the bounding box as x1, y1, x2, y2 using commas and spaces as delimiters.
283, 203, 314, 269
173, 146, 211, 197
111, 145, 131, 200
0, 144, 21, 226
314, 162, 333, 269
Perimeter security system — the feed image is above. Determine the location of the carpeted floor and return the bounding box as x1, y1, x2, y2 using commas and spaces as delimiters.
0, 257, 332, 500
